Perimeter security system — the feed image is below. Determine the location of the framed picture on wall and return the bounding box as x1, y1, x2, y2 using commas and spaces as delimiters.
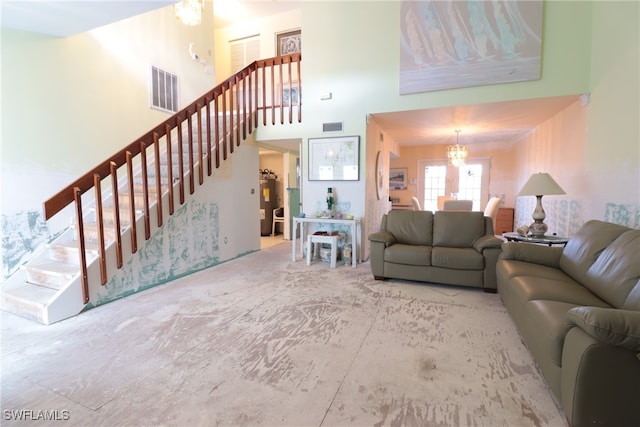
389, 168, 408, 190
280, 82, 300, 106
308, 136, 359, 181
276, 29, 301, 56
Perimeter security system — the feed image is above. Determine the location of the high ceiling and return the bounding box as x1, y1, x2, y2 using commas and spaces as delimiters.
1, 1, 583, 152
0, 0, 301, 37
1, 1, 177, 37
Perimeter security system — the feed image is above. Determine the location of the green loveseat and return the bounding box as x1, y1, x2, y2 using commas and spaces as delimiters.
368, 210, 503, 291
497, 220, 640, 427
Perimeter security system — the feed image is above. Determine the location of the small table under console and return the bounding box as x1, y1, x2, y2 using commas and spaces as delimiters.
292, 217, 362, 268
502, 232, 569, 247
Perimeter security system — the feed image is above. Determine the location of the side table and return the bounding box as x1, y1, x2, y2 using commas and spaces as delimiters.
502, 232, 569, 247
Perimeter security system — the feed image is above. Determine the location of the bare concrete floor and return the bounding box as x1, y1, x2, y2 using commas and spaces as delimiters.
1, 242, 567, 427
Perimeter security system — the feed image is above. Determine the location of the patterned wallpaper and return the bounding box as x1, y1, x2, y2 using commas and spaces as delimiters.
87, 199, 223, 308
2, 211, 50, 278
514, 198, 639, 237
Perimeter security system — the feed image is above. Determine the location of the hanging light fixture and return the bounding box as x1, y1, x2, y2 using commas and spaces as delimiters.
175, 0, 204, 26
447, 129, 468, 167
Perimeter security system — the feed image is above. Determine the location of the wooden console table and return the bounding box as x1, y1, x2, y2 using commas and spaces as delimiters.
292, 217, 362, 268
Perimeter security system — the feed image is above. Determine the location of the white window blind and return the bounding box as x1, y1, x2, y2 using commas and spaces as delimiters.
229, 35, 260, 73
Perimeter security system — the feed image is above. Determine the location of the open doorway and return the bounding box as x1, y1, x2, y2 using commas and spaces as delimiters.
258, 141, 301, 249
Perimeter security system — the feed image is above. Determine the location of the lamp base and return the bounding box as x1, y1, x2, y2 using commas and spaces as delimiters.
529, 221, 548, 238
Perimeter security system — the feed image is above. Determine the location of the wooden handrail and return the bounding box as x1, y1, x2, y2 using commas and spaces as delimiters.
40, 54, 301, 302
43, 53, 301, 220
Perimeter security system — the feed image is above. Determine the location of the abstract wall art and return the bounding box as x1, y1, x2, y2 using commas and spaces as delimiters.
400, 0, 543, 94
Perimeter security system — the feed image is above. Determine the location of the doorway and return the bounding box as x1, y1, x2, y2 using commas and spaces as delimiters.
258, 144, 301, 248
417, 158, 491, 211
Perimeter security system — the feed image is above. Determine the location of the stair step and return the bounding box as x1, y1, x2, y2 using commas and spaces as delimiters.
79, 222, 118, 243
129, 184, 167, 197
118, 192, 157, 209
101, 205, 132, 226
48, 237, 101, 262
23, 260, 78, 290
0, 273, 56, 323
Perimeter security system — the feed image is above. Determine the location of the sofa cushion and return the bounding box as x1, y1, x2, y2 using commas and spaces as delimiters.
431, 247, 484, 270
385, 210, 433, 246
583, 229, 640, 310
497, 259, 574, 284
433, 211, 485, 248
566, 306, 640, 352
510, 276, 612, 308
384, 244, 431, 266
559, 220, 630, 286
525, 300, 579, 366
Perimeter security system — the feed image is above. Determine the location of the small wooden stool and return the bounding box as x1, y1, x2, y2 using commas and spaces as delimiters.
306, 234, 339, 268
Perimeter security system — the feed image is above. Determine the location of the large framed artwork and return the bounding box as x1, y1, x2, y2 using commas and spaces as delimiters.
308, 136, 359, 181
399, 0, 543, 94
276, 29, 301, 56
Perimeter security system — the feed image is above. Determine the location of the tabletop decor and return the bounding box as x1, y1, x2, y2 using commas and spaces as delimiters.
517, 172, 566, 237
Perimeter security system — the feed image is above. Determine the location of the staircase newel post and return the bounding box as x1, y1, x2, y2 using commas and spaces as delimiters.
228, 80, 235, 153
222, 88, 228, 161
73, 187, 90, 304
153, 133, 163, 227
297, 55, 302, 123
176, 120, 185, 205
93, 174, 107, 285
126, 151, 137, 254
279, 58, 285, 125
214, 93, 220, 169
196, 104, 204, 185
164, 124, 175, 215
205, 99, 212, 176
110, 161, 123, 268
247, 71, 253, 133
186, 111, 195, 194
139, 141, 151, 240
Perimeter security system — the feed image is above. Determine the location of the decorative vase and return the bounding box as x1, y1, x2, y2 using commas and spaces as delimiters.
326, 187, 335, 218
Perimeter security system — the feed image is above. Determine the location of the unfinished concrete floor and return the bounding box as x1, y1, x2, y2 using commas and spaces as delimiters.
1, 242, 567, 426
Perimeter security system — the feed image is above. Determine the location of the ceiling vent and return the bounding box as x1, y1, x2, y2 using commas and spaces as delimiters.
322, 122, 343, 132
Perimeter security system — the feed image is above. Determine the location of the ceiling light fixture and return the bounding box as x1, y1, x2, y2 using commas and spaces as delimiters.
175, 0, 204, 26
447, 129, 468, 167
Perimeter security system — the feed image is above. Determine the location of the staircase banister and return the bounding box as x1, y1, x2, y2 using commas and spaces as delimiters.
42, 53, 301, 221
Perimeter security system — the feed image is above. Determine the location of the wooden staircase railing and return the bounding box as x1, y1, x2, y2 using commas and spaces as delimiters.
42, 53, 301, 304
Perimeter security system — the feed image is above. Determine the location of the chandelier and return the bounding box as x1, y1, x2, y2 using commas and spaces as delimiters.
175, 0, 204, 26
447, 129, 468, 167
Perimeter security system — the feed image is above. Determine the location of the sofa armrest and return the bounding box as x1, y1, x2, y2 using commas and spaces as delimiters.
500, 241, 563, 268
473, 235, 503, 252
368, 230, 396, 247
566, 306, 640, 352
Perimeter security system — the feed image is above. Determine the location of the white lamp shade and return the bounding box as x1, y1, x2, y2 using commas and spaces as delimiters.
517, 173, 566, 196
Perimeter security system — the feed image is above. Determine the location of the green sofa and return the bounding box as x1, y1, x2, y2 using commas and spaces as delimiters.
368, 210, 503, 291
497, 220, 640, 427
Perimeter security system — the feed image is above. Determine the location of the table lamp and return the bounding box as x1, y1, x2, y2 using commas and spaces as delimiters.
517, 172, 566, 238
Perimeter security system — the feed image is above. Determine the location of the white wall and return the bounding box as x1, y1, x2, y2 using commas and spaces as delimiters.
1, 5, 215, 217
584, 1, 640, 224
0, 5, 268, 280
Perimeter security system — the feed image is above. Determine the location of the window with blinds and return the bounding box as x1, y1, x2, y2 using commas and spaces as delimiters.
150, 66, 178, 113
229, 35, 260, 72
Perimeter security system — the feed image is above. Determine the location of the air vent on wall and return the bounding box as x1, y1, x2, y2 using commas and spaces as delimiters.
150, 65, 179, 113
322, 122, 343, 132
